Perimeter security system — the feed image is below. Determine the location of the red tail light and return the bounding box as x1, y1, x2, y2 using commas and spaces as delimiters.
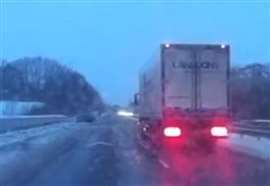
163, 127, 182, 137
210, 126, 228, 137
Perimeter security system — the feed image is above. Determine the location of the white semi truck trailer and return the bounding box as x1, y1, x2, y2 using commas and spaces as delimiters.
135, 44, 231, 152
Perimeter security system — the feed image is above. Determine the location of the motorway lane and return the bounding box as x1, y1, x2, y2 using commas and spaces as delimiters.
23, 120, 119, 186
116, 116, 270, 186
156, 146, 270, 186
4, 115, 270, 186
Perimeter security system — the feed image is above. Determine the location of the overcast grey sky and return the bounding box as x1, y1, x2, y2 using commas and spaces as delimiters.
1, 1, 270, 105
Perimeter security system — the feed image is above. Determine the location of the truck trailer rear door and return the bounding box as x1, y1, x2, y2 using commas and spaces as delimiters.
163, 44, 229, 111
163, 45, 195, 110
197, 46, 229, 110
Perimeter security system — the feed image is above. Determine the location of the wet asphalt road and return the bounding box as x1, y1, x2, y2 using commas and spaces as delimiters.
3, 115, 270, 186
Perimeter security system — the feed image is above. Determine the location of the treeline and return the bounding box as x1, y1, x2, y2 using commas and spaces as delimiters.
0, 57, 104, 115
0, 58, 269, 118
231, 63, 270, 119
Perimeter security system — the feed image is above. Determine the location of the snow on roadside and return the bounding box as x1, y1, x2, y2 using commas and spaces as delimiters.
0, 122, 74, 147
218, 133, 270, 160
0, 101, 44, 116
0, 116, 114, 185
0, 122, 81, 184
0, 115, 73, 133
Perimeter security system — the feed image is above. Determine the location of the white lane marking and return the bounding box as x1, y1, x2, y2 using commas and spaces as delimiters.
87, 142, 113, 148
158, 159, 170, 169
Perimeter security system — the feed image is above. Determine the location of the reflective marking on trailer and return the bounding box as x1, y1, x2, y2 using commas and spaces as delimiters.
159, 158, 170, 169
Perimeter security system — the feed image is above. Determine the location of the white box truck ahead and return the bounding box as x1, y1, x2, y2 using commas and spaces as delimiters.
135, 44, 231, 153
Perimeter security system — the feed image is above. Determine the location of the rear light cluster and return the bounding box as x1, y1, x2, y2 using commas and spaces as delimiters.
210, 126, 228, 137
163, 127, 182, 137
163, 126, 228, 137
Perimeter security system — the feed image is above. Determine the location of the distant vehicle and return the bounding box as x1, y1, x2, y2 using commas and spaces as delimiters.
76, 113, 96, 123
135, 43, 231, 153
117, 110, 134, 117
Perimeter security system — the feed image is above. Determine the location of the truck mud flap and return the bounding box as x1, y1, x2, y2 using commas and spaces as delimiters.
136, 133, 159, 159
